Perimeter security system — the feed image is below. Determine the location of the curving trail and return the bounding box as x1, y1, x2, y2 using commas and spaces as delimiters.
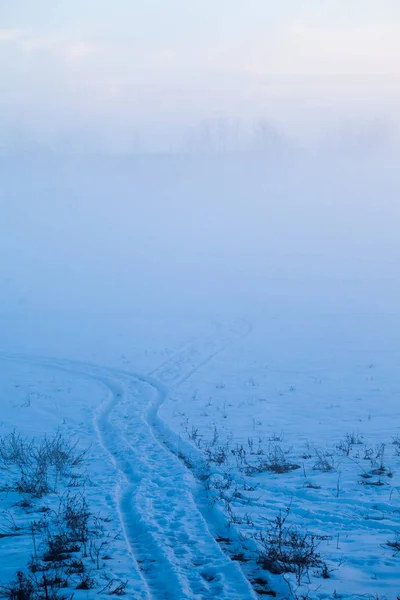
0, 320, 256, 600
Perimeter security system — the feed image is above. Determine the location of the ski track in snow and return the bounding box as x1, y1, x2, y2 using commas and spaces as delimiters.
0, 319, 257, 600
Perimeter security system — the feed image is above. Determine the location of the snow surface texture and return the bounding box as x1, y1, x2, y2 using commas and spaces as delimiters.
0, 321, 257, 599
1, 314, 399, 599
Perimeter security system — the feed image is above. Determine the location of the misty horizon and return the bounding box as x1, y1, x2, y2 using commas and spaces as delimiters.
1, 4, 400, 599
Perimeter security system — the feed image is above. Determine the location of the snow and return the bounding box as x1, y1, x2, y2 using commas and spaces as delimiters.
1, 154, 400, 598
1, 311, 399, 598
160, 314, 400, 597
0, 324, 257, 599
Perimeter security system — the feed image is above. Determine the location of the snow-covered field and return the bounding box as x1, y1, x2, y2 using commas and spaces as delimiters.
162, 313, 400, 598
1, 308, 399, 599
1, 155, 400, 598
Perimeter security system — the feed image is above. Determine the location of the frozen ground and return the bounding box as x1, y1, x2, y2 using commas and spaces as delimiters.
0, 309, 399, 599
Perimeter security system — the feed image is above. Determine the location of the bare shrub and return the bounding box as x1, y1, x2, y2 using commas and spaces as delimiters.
65, 559, 84, 575
98, 580, 128, 596
254, 508, 326, 585
38, 432, 89, 474
55, 492, 91, 544
345, 432, 363, 446
336, 439, 352, 457
0, 430, 115, 599
0, 571, 72, 600
42, 534, 80, 563
246, 445, 300, 475
312, 448, 335, 472
386, 533, 400, 556
204, 443, 229, 466
0, 571, 36, 600
370, 443, 387, 475
0, 431, 88, 498
76, 573, 96, 590
0, 431, 34, 469
16, 463, 51, 499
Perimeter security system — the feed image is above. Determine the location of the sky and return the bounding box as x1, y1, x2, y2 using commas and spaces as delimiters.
1, 1, 400, 151
1, 4, 400, 320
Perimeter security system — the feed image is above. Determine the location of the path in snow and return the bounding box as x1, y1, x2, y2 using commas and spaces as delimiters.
0, 319, 256, 600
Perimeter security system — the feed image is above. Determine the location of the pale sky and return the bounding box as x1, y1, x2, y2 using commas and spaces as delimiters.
1, 1, 400, 150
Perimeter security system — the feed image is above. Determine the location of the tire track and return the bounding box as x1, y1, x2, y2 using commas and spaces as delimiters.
0, 319, 255, 599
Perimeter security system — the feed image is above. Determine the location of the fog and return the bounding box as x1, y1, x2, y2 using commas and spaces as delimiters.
2, 6, 400, 597
1, 149, 400, 322
2, 1, 400, 356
